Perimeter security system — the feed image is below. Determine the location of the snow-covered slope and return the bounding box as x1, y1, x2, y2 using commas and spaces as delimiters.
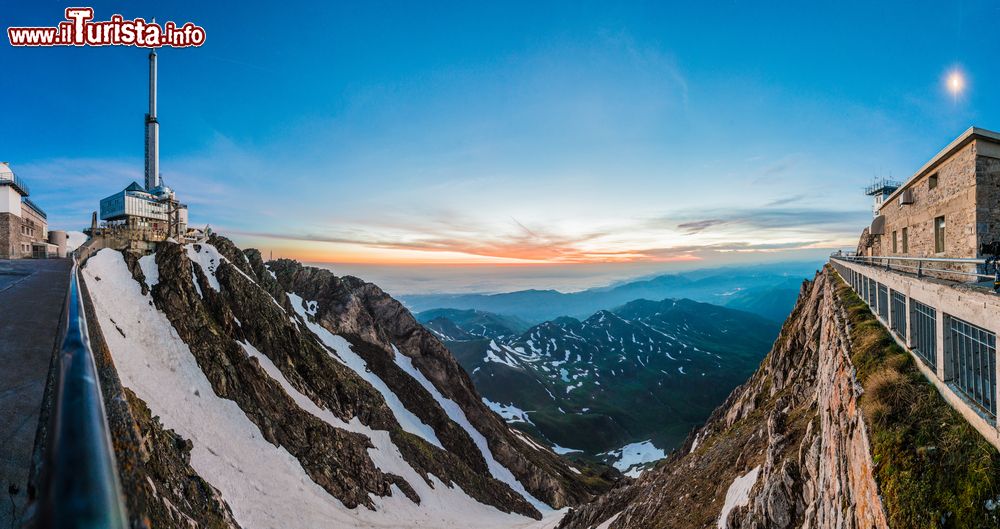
81, 237, 606, 529
432, 302, 779, 458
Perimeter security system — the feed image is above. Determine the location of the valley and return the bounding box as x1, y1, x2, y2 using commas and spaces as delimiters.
418, 299, 781, 474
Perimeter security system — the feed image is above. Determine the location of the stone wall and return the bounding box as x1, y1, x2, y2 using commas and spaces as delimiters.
975, 151, 1000, 250
0, 212, 23, 259
878, 141, 978, 260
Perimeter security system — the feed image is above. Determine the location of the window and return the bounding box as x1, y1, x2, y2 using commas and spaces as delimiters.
892, 231, 898, 253
901, 227, 908, 253
929, 173, 938, 189
934, 216, 946, 253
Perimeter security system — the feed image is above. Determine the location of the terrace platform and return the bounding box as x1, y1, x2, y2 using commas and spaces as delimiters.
0, 259, 71, 527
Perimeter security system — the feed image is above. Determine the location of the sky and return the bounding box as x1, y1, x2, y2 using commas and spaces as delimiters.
2, 1, 998, 293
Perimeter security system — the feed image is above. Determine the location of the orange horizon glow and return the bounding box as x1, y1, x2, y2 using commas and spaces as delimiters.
230, 227, 852, 266
270, 247, 707, 266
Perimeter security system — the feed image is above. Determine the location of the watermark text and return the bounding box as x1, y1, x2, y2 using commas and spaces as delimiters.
8, 8, 206, 47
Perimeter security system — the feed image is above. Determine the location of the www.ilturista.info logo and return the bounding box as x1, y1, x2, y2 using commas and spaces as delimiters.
7, 8, 206, 48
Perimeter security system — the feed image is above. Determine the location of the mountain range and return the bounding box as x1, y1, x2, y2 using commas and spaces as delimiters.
417, 300, 780, 472
401, 262, 821, 324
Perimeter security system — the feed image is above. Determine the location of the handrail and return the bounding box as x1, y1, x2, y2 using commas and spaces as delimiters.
28, 259, 128, 529
830, 253, 999, 286
832, 253, 986, 264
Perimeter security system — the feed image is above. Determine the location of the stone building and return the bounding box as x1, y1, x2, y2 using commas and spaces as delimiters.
857, 126, 1000, 271
0, 162, 51, 259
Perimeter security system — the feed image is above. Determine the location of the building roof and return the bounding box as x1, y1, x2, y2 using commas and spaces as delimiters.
125, 181, 145, 192
883, 126, 1000, 207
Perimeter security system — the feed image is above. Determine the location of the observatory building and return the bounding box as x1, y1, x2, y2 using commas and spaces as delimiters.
97, 49, 188, 252
0, 162, 54, 259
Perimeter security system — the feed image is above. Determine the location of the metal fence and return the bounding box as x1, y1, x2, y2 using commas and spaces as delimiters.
890, 290, 907, 339
948, 317, 997, 418
28, 261, 128, 528
877, 283, 889, 320
832, 257, 1000, 440
911, 299, 937, 370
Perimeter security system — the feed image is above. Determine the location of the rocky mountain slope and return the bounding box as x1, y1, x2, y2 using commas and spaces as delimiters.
553, 265, 1000, 529
79, 236, 611, 529
422, 301, 779, 469
553, 266, 886, 528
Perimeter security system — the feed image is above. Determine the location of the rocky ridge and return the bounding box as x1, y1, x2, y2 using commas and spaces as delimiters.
555, 266, 889, 529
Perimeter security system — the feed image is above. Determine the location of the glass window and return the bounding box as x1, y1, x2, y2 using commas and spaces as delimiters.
934, 216, 946, 253
901, 227, 908, 253
892, 231, 898, 253
929, 173, 939, 189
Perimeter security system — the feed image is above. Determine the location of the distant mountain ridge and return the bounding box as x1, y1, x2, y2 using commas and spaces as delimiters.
418, 298, 780, 472
402, 262, 821, 323
418, 308, 531, 341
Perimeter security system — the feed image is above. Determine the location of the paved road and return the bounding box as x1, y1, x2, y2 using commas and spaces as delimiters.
0, 259, 71, 528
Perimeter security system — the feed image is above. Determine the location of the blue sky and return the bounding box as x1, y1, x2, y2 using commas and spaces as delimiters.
2, 1, 998, 289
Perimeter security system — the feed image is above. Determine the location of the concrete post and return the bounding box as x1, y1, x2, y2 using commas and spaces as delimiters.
886, 287, 894, 330
904, 293, 914, 348
937, 313, 950, 381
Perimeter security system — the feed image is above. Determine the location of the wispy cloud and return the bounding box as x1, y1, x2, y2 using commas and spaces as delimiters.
677, 219, 727, 234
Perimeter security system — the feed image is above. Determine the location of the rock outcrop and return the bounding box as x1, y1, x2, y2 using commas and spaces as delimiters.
556, 266, 889, 529
81, 236, 606, 528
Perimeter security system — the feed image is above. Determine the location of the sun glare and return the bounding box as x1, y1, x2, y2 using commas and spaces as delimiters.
946, 69, 965, 98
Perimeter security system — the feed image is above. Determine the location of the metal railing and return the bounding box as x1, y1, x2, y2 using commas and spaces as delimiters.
890, 289, 907, 338
832, 259, 1000, 437
831, 253, 998, 285
0, 170, 30, 195
911, 299, 937, 369
949, 316, 997, 418
27, 259, 128, 529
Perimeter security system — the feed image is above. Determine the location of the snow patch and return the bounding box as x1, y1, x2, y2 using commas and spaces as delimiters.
551, 444, 582, 455
483, 398, 534, 425
600, 440, 665, 476
717, 466, 761, 529
138, 254, 159, 288
595, 512, 621, 529
66, 231, 87, 252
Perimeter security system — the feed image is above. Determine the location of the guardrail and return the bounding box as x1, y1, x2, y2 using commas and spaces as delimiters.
27, 259, 128, 529
829, 258, 1000, 447
0, 171, 30, 196
830, 253, 999, 287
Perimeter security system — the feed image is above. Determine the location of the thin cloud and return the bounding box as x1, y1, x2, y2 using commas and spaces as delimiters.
677, 219, 727, 234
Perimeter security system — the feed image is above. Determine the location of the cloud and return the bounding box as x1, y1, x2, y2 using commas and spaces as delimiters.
677, 219, 727, 234
666, 206, 868, 234
764, 194, 807, 207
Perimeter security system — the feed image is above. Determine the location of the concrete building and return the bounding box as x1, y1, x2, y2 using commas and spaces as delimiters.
0, 162, 51, 259
858, 126, 1000, 265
